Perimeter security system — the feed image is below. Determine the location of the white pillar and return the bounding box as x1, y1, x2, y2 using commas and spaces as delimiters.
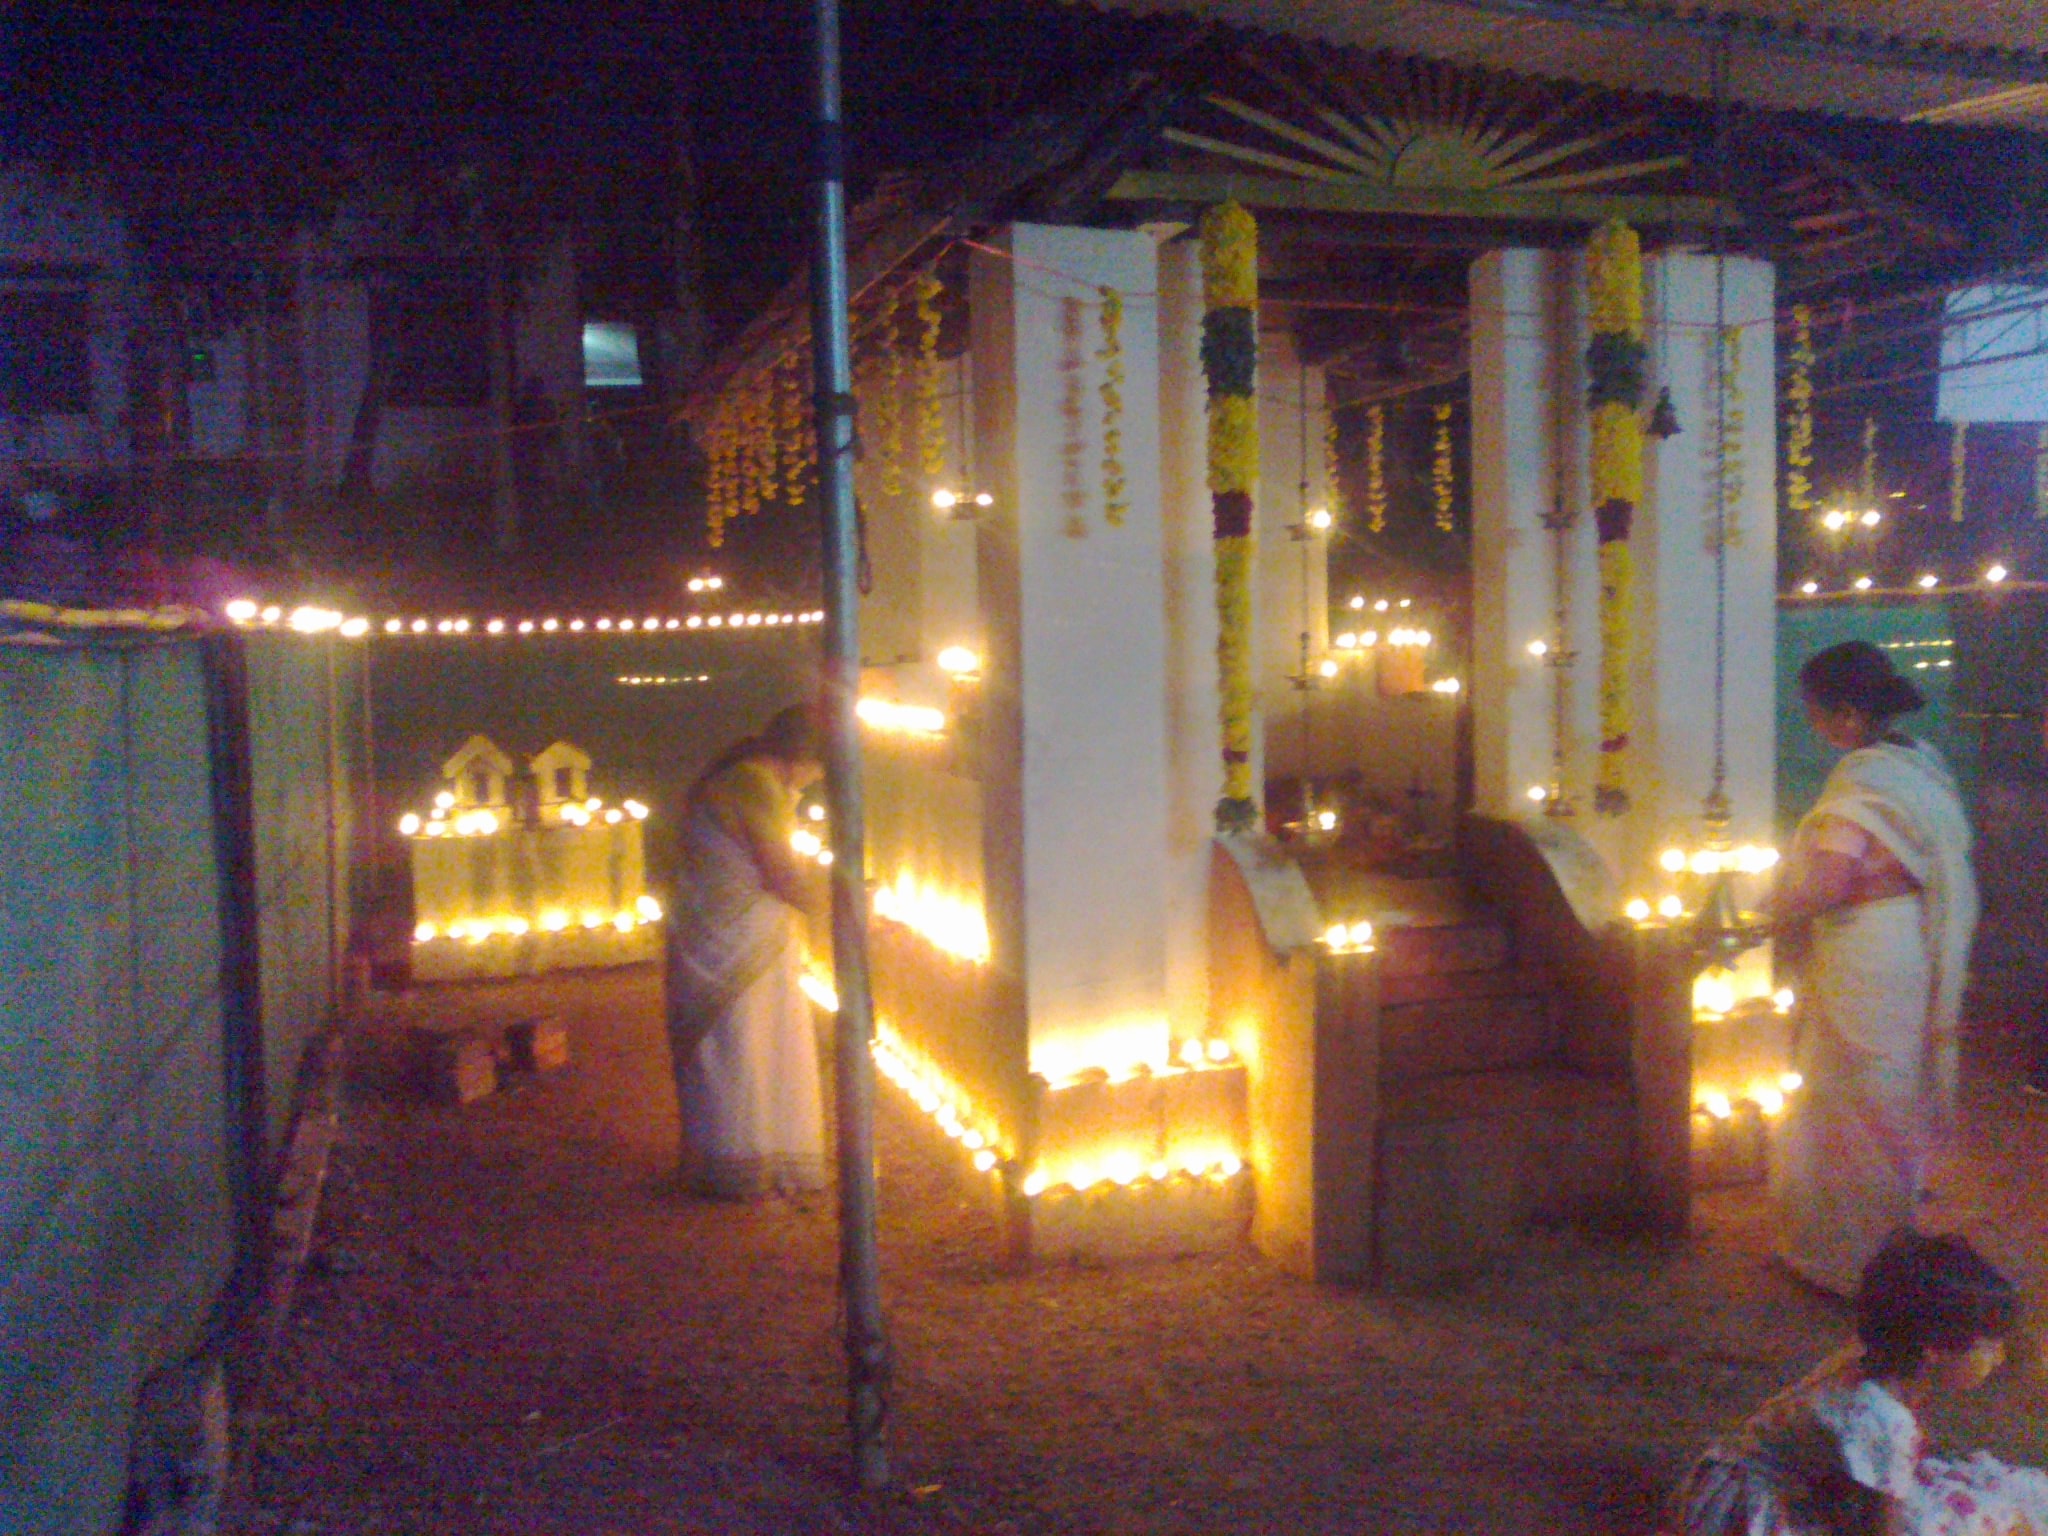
1470, 249, 1596, 823
1469, 246, 1778, 896
1636, 252, 1779, 868
972, 225, 1172, 1082
1159, 238, 1220, 1046
1255, 328, 1331, 782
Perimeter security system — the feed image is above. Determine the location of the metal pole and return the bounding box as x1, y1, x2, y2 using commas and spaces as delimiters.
808, 0, 890, 1491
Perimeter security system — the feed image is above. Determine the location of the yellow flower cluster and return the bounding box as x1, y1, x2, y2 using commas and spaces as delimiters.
1431, 402, 1455, 532
1365, 405, 1387, 534
1783, 305, 1815, 516
1200, 202, 1258, 308
1859, 415, 1878, 503
1215, 535, 1255, 804
1717, 327, 1745, 549
1950, 421, 1968, 524
1207, 395, 1258, 496
916, 272, 947, 479
1587, 220, 1643, 337
1590, 402, 1643, 509
1098, 285, 1127, 526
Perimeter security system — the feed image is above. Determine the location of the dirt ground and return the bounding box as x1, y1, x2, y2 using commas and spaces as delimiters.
234, 966, 2048, 1536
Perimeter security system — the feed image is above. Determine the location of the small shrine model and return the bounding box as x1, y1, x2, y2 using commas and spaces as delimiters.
399, 736, 659, 982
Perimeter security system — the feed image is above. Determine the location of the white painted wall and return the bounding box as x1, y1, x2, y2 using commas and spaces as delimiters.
1158, 238, 1221, 1045
972, 224, 1173, 1082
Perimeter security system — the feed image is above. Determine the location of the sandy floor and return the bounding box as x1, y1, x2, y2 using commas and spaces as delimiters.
237, 967, 2048, 1536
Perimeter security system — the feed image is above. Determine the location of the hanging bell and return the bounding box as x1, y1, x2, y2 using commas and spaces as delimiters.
1648, 386, 1682, 440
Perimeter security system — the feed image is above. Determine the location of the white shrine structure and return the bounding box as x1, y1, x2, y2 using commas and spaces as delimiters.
688, 32, 2009, 1284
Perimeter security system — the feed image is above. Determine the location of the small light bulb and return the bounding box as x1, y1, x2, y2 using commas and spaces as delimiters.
1526, 639, 1549, 658
1799, 581, 1819, 595
1317, 658, 1339, 679
1859, 510, 1881, 528
1657, 895, 1684, 919
1624, 898, 1652, 922
932, 489, 958, 510
1305, 507, 1333, 532
1918, 574, 1939, 589
1986, 564, 2009, 584
1527, 785, 1548, 802
974, 492, 994, 508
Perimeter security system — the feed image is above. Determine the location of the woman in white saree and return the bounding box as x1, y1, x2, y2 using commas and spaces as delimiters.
1767, 642, 1979, 1297
664, 705, 827, 1200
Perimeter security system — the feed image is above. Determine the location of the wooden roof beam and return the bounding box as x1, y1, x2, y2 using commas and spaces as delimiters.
1105, 167, 1741, 227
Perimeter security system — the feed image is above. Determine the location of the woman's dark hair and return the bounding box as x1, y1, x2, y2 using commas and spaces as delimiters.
1856, 1230, 2018, 1377
1799, 640, 1924, 722
756, 702, 822, 765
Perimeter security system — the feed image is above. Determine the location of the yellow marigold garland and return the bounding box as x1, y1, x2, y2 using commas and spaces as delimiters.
1365, 404, 1387, 535
1431, 402, 1455, 532
878, 306, 906, 500
916, 272, 947, 480
776, 355, 805, 505
1950, 420, 1968, 523
1098, 285, 1127, 526
1859, 415, 1878, 505
1323, 409, 1345, 528
2036, 426, 2048, 521
1783, 305, 1815, 517
1201, 201, 1259, 833
1585, 218, 1645, 817
1716, 325, 1744, 549
706, 405, 735, 548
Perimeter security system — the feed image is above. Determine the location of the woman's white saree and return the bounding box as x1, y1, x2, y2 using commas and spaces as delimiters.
1771, 739, 1979, 1295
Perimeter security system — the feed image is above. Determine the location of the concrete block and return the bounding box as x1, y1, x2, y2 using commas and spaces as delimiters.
1029, 1169, 1251, 1265
504, 1016, 570, 1074
412, 1029, 497, 1106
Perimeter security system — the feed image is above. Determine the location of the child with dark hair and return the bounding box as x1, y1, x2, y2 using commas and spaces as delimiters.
1673, 1230, 2048, 1535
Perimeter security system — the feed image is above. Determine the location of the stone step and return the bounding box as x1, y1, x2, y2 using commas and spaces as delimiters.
1373, 1067, 1635, 1291
1378, 919, 1512, 978
1380, 992, 1556, 1082
1380, 963, 1553, 1009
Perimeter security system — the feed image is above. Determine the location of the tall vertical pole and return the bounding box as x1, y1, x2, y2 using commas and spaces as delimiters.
808, 0, 890, 1490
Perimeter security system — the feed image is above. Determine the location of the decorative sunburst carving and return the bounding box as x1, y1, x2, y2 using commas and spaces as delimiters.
1162, 51, 1690, 201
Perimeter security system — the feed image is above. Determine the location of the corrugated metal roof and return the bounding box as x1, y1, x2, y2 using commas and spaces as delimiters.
1081, 0, 2048, 124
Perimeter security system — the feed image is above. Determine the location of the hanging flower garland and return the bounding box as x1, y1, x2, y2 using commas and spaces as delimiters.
916, 272, 947, 480
1783, 305, 1815, 519
706, 405, 736, 548
1949, 421, 1969, 524
1098, 285, 1128, 527
1585, 218, 1646, 818
1322, 407, 1345, 528
1365, 404, 1387, 535
1859, 415, 1879, 507
1715, 325, 1744, 549
2035, 426, 2048, 521
740, 373, 772, 520
776, 355, 807, 506
1201, 201, 1259, 834
1431, 402, 1455, 532
877, 305, 907, 500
